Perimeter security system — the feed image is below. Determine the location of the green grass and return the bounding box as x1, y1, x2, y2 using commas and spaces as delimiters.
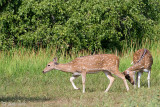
0, 45, 160, 106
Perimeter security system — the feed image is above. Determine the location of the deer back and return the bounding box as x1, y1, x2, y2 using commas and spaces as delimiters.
128, 49, 153, 71
70, 54, 119, 73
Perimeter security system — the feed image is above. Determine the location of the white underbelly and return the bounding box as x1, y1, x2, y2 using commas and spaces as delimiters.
143, 69, 149, 73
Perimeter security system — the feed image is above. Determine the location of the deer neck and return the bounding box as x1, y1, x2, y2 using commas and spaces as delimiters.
127, 67, 133, 71
127, 63, 141, 72
55, 63, 74, 73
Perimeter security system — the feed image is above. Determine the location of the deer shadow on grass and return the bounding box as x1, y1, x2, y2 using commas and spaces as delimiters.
0, 95, 51, 102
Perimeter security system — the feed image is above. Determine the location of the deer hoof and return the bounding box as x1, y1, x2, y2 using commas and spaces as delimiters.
75, 88, 80, 90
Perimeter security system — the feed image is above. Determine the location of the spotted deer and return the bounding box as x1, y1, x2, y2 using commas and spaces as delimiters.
43, 54, 129, 93
123, 49, 153, 88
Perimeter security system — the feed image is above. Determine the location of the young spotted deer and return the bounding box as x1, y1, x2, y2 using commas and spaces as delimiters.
43, 54, 129, 93
123, 49, 153, 88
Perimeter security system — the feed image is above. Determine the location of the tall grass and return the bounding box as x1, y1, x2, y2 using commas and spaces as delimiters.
0, 41, 160, 106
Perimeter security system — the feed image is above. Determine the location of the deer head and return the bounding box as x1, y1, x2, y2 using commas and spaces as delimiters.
42, 57, 59, 73
122, 70, 135, 85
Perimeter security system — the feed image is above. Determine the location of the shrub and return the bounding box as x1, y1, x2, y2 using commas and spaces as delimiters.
0, 0, 160, 52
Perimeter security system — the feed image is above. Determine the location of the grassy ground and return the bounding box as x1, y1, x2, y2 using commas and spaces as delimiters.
0, 44, 160, 106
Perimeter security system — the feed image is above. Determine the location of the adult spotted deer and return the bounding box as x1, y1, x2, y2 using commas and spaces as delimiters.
123, 49, 153, 88
43, 54, 129, 93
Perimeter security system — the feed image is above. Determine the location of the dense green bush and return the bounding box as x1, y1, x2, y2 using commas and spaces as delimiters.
0, 0, 160, 51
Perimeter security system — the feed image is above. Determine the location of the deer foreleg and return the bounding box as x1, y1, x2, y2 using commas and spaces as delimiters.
143, 69, 151, 88
115, 71, 129, 91
133, 71, 136, 88
136, 72, 138, 85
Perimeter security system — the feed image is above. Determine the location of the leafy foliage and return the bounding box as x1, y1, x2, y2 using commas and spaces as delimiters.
0, 0, 160, 51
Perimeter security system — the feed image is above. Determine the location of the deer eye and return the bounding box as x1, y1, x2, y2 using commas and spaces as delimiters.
48, 65, 50, 66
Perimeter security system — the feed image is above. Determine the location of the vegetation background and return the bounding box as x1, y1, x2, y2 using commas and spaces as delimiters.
0, 0, 160, 52
0, 0, 160, 106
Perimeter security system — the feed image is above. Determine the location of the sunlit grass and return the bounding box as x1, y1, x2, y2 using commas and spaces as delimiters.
0, 42, 160, 106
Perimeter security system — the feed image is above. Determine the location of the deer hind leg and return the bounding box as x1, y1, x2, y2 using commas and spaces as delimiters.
81, 71, 86, 93
70, 73, 81, 90
104, 71, 115, 92
114, 71, 129, 91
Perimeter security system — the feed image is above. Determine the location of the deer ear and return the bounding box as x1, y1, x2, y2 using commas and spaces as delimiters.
53, 57, 58, 62
122, 72, 126, 76
122, 71, 127, 75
